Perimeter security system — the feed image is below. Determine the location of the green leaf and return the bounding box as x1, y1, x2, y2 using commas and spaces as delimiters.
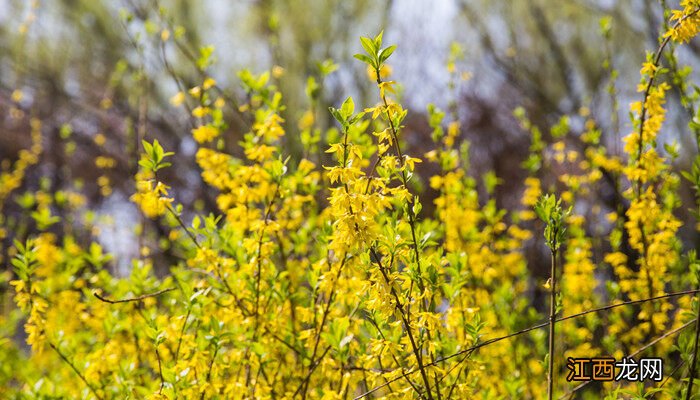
353, 53, 373, 66
318, 59, 339, 76
340, 97, 355, 118
412, 196, 422, 215
374, 31, 384, 49
329, 107, 345, 126
681, 170, 695, 183
196, 45, 216, 70
378, 44, 396, 64
534, 193, 570, 251
348, 111, 366, 125
360, 36, 376, 57
59, 124, 72, 139
142, 140, 154, 158
153, 139, 164, 162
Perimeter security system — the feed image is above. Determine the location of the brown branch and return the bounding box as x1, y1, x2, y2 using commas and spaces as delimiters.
547, 247, 558, 400
298, 256, 348, 399
200, 344, 220, 400
685, 295, 700, 399
374, 75, 435, 399
93, 287, 175, 304
293, 345, 332, 398
371, 248, 433, 400
155, 345, 164, 394
166, 206, 251, 316
50, 342, 105, 400
660, 358, 686, 389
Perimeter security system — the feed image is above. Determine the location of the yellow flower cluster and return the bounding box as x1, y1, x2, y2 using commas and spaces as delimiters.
191, 124, 219, 144
607, 6, 700, 355
666, 0, 700, 43
131, 177, 174, 218
0, 119, 42, 207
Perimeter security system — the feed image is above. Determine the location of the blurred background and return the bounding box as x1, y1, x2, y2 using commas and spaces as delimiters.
0, 0, 698, 279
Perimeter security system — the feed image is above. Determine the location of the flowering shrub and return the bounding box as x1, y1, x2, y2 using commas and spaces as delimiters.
4, 2, 700, 400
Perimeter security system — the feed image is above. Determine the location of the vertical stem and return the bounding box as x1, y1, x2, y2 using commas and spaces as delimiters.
686, 293, 700, 400
547, 247, 557, 400
155, 345, 164, 394
370, 249, 434, 400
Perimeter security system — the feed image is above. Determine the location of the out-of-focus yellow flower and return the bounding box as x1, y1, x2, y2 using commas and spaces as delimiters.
272, 65, 285, 78
170, 91, 185, 106
94, 133, 106, 146
202, 77, 216, 90
366, 64, 392, 82
192, 125, 219, 144
11, 89, 23, 103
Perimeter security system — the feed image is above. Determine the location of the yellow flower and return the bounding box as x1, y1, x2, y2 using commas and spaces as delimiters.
94, 133, 106, 146
192, 125, 220, 143
95, 156, 116, 169
131, 180, 173, 218
403, 155, 422, 171
298, 110, 314, 130
11, 89, 23, 103
366, 64, 392, 81
272, 65, 285, 78
521, 177, 541, 206
203, 77, 216, 90
192, 106, 211, 118
170, 91, 185, 106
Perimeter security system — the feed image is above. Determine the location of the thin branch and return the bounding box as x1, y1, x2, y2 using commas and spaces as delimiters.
371, 248, 433, 400
93, 287, 175, 304
367, 314, 423, 395
292, 346, 332, 398
685, 299, 700, 399
547, 247, 558, 400
50, 342, 105, 400
300, 255, 347, 398
660, 358, 686, 389
166, 206, 251, 315
155, 345, 164, 394
174, 307, 192, 362
200, 344, 220, 400
166, 204, 202, 250
375, 75, 435, 399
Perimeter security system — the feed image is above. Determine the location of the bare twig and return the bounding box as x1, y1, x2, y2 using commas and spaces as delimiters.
547, 247, 557, 400
660, 358, 685, 389
50, 342, 105, 400
93, 287, 175, 304
685, 299, 700, 399
155, 345, 164, 394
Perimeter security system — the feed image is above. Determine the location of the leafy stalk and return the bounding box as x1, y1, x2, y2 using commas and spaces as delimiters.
535, 194, 569, 400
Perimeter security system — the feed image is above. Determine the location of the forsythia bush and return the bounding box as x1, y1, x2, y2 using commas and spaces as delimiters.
5, 2, 700, 399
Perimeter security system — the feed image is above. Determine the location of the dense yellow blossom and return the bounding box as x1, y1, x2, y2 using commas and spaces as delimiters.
191, 124, 220, 143
131, 178, 174, 218
4, 9, 700, 400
